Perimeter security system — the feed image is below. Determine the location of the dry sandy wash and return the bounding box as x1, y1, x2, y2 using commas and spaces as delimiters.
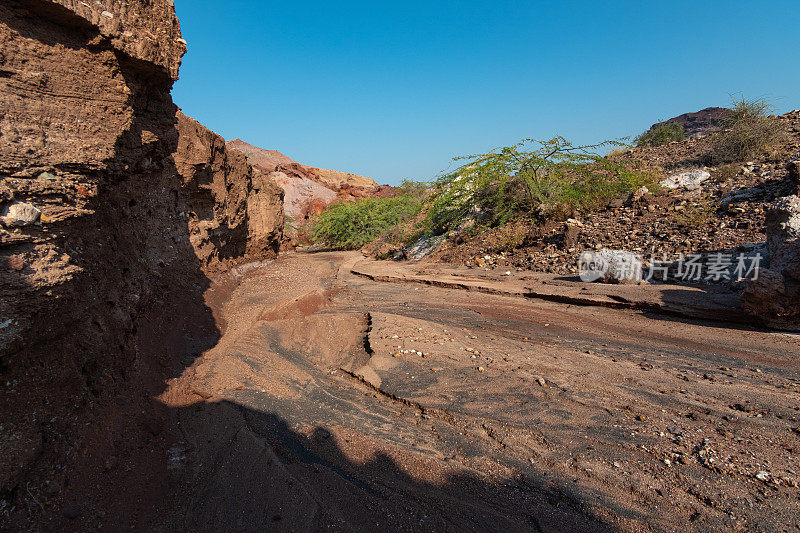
89, 251, 798, 531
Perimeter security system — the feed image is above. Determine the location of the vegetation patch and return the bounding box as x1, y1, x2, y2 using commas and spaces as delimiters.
636, 121, 686, 147
311, 182, 424, 250
425, 137, 660, 234
710, 96, 784, 163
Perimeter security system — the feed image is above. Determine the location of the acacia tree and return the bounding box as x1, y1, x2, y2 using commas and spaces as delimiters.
426, 137, 632, 233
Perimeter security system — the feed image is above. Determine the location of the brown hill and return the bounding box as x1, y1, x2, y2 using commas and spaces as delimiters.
646, 107, 734, 138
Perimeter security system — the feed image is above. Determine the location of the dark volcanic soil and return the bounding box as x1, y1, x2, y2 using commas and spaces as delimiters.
17, 251, 798, 532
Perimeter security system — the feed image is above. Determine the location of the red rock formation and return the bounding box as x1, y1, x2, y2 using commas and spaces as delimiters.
226, 139, 395, 223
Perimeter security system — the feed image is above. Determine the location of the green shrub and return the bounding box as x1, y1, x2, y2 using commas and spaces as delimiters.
311, 194, 423, 250
636, 121, 686, 147
425, 137, 658, 234
710, 96, 784, 163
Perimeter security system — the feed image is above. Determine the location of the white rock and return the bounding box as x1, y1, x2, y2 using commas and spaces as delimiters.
579, 249, 642, 284
1, 202, 41, 227
660, 170, 710, 191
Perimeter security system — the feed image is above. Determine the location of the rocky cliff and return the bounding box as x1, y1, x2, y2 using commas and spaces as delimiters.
0, 0, 282, 523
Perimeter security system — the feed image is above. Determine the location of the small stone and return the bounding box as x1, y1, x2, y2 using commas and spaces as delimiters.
755, 471, 771, 482
1, 202, 41, 227
663, 459, 671, 466
101, 10, 114, 18
536, 377, 547, 387
613, 461, 622, 468
477, 366, 485, 373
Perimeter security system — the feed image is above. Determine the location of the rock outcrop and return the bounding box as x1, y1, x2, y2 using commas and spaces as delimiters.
0, 0, 282, 519
741, 195, 800, 329
227, 139, 394, 223
174, 113, 283, 267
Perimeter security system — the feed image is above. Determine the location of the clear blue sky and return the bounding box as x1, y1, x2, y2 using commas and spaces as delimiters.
173, 1, 799, 185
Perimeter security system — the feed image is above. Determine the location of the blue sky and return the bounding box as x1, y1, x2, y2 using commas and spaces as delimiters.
173, 1, 799, 185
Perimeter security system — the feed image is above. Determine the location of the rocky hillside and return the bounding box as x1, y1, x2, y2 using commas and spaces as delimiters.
425, 110, 800, 328
0, 0, 283, 525
227, 139, 394, 223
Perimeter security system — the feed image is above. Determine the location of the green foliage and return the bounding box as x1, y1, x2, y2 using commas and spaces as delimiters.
425, 137, 658, 234
396, 179, 430, 198
636, 121, 686, 147
311, 194, 423, 250
710, 96, 784, 163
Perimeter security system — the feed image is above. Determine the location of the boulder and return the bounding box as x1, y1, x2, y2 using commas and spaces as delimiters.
660, 170, 710, 191
579, 249, 643, 284
742, 195, 800, 329
1, 202, 41, 227
405, 234, 445, 261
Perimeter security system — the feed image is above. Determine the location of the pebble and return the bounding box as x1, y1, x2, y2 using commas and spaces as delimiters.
755, 471, 771, 482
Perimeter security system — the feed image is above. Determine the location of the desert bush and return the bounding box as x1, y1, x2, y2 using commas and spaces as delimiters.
712, 164, 738, 183
636, 121, 686, 147
710, 96, 784, 163
425, 137, 659, 234
311, 194, 423, 250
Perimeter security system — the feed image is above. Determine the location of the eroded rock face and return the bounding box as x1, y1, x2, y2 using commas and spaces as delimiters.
39, 0, 186, 79
174, 112, 283, 268
0, 0, 282, 513
742, 196, 800, 329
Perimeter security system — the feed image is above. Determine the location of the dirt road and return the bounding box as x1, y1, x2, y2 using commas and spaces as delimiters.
67, 252, 800, 531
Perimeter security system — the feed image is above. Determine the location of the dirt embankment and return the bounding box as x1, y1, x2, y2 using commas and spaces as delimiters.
0, 1, 282, 526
